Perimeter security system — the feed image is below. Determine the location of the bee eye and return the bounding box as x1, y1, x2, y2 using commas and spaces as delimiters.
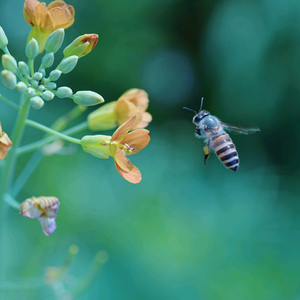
194, 115, 201, 123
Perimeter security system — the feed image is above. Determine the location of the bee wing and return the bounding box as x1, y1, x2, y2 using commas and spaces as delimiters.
221, 122, 260, 135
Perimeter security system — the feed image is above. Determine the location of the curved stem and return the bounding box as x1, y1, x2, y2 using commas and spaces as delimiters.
3, 194, 20, 210
0, 94, 21, 110
25, 119, 82, 145
17, 121, 88, 155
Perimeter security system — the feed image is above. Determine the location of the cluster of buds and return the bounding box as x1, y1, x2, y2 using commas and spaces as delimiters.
0, 27, 102, 110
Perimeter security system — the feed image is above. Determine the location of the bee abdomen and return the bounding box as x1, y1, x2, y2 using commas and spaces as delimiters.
212, 134, 239, 171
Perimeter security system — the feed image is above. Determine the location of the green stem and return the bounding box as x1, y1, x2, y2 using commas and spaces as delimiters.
0, 94, 21, 110
27, 58, 34, 76
0, 95, 31, 194
3, 194, 20, 210
25, 119, 82, 145
17, 121, 88, 155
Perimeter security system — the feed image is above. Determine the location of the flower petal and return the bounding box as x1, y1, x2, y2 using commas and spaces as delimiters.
48, 1, 75, 30
134, 112, 152, 129
38, 217, 57, 236
111, 115, 136, 142
24, 0, 40, 26
33, 2, 55, 32
0, 124, 12, 160
119, 89, 149, 112
122, 129, 150, 155
115, 160, 142, 184
20, 198, 42, 219
115, 98, 141, 127
113, 147, 133, 172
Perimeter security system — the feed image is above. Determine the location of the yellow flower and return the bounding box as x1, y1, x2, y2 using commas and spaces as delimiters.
87, 89, 152, 131
82, 116, 150, 184
24, 0, 75, 52
0, 122, 12, 160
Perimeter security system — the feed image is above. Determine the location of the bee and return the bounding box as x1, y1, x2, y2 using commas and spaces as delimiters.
184, 97, 260, 171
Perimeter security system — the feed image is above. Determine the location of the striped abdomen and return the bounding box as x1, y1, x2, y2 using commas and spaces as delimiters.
211, 133, 239, 171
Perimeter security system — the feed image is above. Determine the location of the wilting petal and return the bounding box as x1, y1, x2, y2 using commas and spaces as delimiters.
115, 160, 141, 184
38, 216, 57, 236
122, 129, 150, 155
20, 198, 42, 219
113, 147, 133, 172
111, 115, 136, 143
0, 123, 12, 160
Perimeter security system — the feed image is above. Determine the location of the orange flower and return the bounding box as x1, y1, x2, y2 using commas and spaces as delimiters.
24, 0, 75, 52
115, 89, 152, 129
0, 122, 12, 160
81, 116, 150, 184
87, 89, 152, 131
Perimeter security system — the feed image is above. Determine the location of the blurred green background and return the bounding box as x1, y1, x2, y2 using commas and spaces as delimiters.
1, 0, 300, 299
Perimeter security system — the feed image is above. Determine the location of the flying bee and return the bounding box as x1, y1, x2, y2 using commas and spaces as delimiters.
184, 97, 260, 171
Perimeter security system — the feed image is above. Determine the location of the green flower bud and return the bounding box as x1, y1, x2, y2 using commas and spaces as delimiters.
72, 91, 104, 106
39, 69, 46, 77
1, 70, 17, 89
45, 29, 65, 54
32, 72, 43, 81
0, 26, 8, 49
30, 96, 44, 109
18, 61, 29, 76
56, 87, 73, 98
1, 54, 17, 73
16, 82, 28, 93
31, 80, 39, 88
58, 56, 78, 74
45, 82, 57, 90
63, 34, 99, 58
37, 85, 45, 92
27, 87, 37, 97
42, 90, 55, 101
25, 38, 39, 59
41, 52, 54, 69
49, 70, 62, 81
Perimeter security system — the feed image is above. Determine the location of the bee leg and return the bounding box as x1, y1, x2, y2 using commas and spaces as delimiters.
203, 145, 210, 165
194, 128, 202, 139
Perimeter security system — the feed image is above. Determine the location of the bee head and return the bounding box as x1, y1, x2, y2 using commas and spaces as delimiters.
192, 110, 210, 125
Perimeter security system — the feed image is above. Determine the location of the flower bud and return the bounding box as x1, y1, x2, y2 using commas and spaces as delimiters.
45, 29, 65, 54
27, 87, 37, 97
32, 72, 43, 81
31, 80, 39, 88
39, 69, 46, 77
30, 96, 44, 109
37, 85, 45, 92
88, 101, 117, 131
18, 61, 29, 76
16, 82, 28, 93
56, 87, 73, 98
41, 52, 54, 69
0, 122, 12, 160
25, 38, 39, 59
81, 135, 111, 159
48, 70, 62, 81
63, 34, 99, 58
58, 56, 78, 74
0, 26, 8, 49
1, 70, 17, 89
2, 54, 17, 73
42, 91, 55, 101
45, 82, 57, 90
72, 91, 104, 106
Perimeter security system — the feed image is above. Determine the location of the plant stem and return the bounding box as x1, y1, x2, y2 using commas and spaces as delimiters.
0, 94, 21, 110
25, 119, 82, 145
17, 121, 88, 155
3, 194, 20, 210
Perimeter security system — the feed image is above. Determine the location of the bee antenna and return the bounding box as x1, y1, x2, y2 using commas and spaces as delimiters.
200, 97, 204, 111
183, 107, 197, 113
